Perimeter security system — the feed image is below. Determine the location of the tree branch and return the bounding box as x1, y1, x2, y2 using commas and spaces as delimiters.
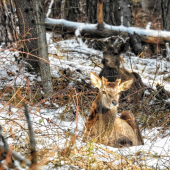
45, 18, 170, 45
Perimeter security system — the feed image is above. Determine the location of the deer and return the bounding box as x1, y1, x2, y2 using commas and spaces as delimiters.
99, 46, 145, 107
83, 72, 144, 147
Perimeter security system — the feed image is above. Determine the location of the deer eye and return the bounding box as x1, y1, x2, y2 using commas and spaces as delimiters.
102, 91, 106, 94
118, 92, 121, 95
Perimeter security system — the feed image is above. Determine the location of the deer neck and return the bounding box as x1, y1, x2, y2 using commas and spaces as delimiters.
96, 102, 117, 114
95, 100, 117, 137
91, 94, 118, 121
96, 99, 117, 123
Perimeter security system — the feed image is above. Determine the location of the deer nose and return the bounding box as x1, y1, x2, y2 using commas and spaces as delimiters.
112, 101, 118, 106
101, 59, 108, 65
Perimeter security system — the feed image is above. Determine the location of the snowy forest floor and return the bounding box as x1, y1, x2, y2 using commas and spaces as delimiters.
0, 32, 170, 169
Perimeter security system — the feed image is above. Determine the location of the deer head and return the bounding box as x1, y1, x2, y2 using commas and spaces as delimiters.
90, 71, 133, 110
102, 50, 120, 70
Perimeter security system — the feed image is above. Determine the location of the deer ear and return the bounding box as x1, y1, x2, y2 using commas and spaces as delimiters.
115, 79, 121, 85
90, 71, 102, 89
119, 78, 133, 91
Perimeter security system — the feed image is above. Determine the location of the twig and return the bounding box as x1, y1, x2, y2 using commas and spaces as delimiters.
0, 125, 31, 166
23, 105, 37, 166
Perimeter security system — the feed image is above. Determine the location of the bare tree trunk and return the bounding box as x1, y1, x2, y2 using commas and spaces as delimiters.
103, 0, 120, 25
86, 0, 142, 54
117, 0, 133, 27
34, 0, 53, 96
61, 0, 66, 19
53, 0, 61, 18
13, 0, 39, 68
0, 0, 17, 46
142, 0, 161, 16
87, 0, 97, 23
97, 0, 104, 30
86, 0, 133, 26
14, 0, 53, 96
87, 0, 120, 25
64, 0, 86, 22
161, 0, 170, 31
44, 0, 87, 21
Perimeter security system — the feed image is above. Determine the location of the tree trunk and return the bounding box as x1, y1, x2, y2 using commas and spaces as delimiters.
117, 0, 133, 27
13, 0, 39, 68
161, 0, 170, 31
53, 0, 61, 19
60, 0, 66, 19
45, 0, 87, 21
14, 0, 53, 96
0, 0, 17, 46
87, 0, 133, 26
117, 0, 143, 54
86, 0, 142, 54
142, 0, 161, 16
97, 0, 104, 30
87, 0, 120, 25
34, 0, 53, 96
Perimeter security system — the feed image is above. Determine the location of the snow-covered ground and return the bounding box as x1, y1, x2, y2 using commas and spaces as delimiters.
0, 32, 170, 169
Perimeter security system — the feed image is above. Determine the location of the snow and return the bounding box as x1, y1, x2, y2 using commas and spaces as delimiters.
46, 0, 54, 18
166, 42, 170, 61
45, 18, 170, 38
0, 31, 170, 169
146, 22, 152, 29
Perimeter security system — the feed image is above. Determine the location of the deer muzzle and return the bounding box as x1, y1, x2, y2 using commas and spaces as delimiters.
112, 100, 118, 107
101, 59, 108, 65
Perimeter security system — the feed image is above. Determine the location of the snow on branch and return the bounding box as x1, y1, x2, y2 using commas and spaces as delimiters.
46, 0, 54, 18
166, 42, 170, 61
45, 18, 170, 45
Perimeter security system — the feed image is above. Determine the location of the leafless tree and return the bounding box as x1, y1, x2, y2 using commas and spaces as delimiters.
14, 0, 53, 96
0, 0, 17, 46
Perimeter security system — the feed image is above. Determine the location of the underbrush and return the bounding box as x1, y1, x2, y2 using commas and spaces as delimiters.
0, 37, 170, 169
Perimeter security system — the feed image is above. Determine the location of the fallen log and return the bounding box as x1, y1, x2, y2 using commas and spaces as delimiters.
45, 18, 170, 45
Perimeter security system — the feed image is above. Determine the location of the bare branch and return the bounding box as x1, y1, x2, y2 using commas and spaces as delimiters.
24, 106, 37, 166
45, 18, 170, 45
0, 125, 31, 166
46, 0, 54, 18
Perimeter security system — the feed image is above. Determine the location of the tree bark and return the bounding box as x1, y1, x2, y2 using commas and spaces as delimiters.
34, 0, 53, 96
53, 0, 61, 18
117, 0, 133, 26
87, 0, 120, 25
0, 0, 17, 46
13, 0, 39, 68
86, 0, 142, 54
97, 0, 104, 30
50, 0, 86, 22
142, 0, 161, 16
161, 0, 170, 31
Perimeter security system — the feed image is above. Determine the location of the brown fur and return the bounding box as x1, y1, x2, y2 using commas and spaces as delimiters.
120, 111, 144, 145
83, 72, 144, 147
99, 48, 145, 105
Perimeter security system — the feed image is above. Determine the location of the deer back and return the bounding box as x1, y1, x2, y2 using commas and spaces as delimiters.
112, 117, 138, 146
120, 111, 144, 145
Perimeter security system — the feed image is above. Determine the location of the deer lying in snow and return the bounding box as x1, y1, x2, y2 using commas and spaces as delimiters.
83, 72, 144, 147
99, 47, 144, 105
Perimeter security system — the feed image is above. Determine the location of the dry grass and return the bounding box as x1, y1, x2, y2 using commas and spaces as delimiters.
0, 22, 170, 169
